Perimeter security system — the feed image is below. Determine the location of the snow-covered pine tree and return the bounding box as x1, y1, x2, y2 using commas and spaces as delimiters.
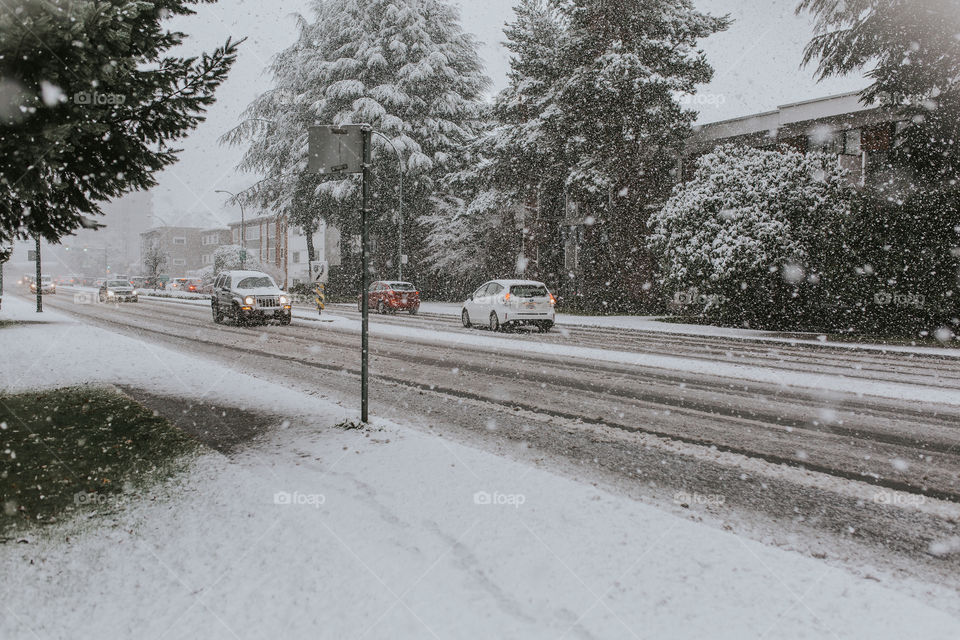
422, 0, 568, 290
798, 0, 960, 339
551, 0, 728, 312
222, 0, 488, 295
0, 0, 240, 243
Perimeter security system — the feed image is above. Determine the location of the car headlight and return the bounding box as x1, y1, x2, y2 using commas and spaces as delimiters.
244, 296, 255, 305
132, 290, 138, 296
279, 295, 288, 304
107, 290, 115, 296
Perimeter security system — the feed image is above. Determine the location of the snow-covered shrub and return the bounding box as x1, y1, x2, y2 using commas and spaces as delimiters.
648, 144, 854, 330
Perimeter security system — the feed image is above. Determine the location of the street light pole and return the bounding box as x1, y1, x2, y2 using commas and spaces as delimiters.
372, 132, 404, 281
216, 190, 246, 268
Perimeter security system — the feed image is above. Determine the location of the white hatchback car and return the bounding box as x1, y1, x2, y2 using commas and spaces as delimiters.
461, 279, 556, 332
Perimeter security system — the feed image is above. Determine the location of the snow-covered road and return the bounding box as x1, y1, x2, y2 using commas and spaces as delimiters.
3, 294, 960, 639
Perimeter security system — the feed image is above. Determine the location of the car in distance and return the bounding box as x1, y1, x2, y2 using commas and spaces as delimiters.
30, 275, 56, 294
185, 277, 203, 293
358, 281, 421, 315
461, 279, 556, 332
211, 270, 292, 326
99, 279, 138, 302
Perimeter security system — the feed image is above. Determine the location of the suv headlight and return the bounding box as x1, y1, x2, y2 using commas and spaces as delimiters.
244, 296, 255, 305
107, 290, 115, 296
279, 295, 288, 304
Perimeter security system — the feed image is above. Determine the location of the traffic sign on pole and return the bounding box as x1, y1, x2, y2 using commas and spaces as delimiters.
307, 123, 372, 422
308, 125, 365, 175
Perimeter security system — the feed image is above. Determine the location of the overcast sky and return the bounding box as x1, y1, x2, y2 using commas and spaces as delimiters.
151, 0, 866, 228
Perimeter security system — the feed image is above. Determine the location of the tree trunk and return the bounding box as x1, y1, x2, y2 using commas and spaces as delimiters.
304, 222, 317, 263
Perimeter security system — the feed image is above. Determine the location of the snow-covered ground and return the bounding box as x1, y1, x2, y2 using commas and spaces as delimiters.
3, 296, 960, 639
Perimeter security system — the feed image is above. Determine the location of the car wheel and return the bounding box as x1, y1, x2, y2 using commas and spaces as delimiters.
409, 307, 418, 316
232, 303, 244, 326
377, 301, 386, 315
489, 312, 501, 332
212, 304, 223, 324
279, 314, 292, 326
461, 309, 471, 328
539, 321, 553, 333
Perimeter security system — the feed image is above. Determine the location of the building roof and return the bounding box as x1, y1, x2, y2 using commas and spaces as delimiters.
691, 89, 888, 145
227, 213, 279, 228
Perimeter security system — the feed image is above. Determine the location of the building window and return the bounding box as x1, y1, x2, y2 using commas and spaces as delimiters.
172, 258, 186, 266
172, 237, 186, 245
843, 129, 862, 156
247, 226, 260, 240
862, 123, 893, 153
201, 254, 213, 265
268, 247, 276, 263
292, 251, 300, 264
233, 228, 239, 243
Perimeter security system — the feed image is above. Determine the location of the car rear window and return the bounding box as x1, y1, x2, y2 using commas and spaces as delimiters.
387, 282, 416, 291
236, 276, 273, 289
510, 284, 548, 297
107, 280, 129, 287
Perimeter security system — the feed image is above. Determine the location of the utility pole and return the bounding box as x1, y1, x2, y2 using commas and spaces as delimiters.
35, 235, 42, 312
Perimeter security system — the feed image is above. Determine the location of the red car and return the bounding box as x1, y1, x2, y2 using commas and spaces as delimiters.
359, 281, 420, 315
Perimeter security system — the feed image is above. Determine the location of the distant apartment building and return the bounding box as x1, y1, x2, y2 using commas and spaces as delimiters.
685, 90, 905, 186
200, 228, 234, 268
140, 226, 229, 275
228, 214, 341, 287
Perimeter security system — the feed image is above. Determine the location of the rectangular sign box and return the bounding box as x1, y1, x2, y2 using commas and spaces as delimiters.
308, 125, 365, 175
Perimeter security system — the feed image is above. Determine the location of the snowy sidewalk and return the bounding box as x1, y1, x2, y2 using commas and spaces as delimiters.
2, 295, 959, 639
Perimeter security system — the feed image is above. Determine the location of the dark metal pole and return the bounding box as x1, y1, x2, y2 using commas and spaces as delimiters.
361, 126, 372, 423
35, 235, 42, 312
240, 201, 246, 269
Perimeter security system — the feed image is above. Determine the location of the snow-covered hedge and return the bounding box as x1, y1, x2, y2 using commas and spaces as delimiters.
648, 144, 854, 329
649, 144, 960, 337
